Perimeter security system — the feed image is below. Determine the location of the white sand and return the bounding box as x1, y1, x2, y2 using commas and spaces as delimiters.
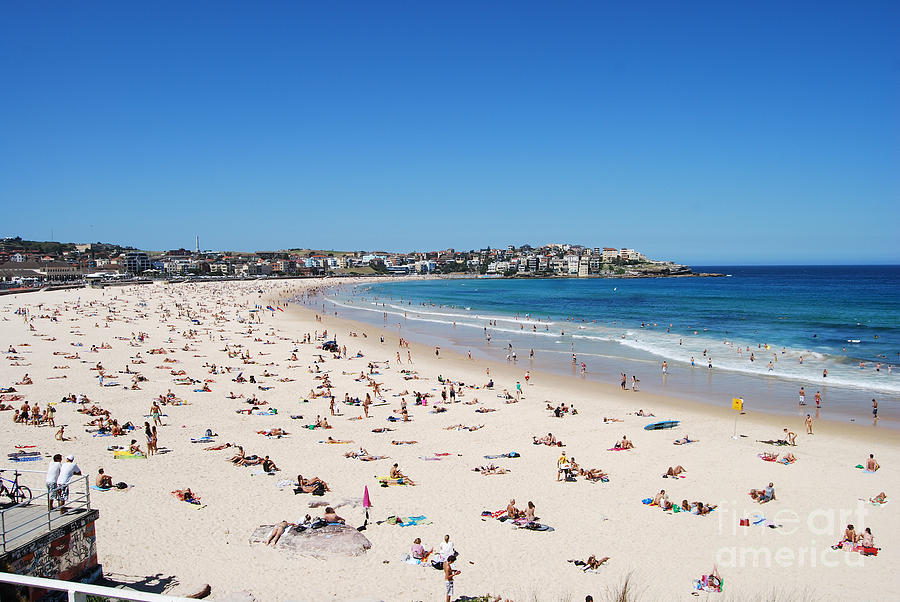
0, 279, 896, 601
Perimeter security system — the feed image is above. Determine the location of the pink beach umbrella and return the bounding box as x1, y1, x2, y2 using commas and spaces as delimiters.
363, 485, 372, 508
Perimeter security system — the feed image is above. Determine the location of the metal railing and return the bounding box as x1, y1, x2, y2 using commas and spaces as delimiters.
0, 571, 193, 601
0, 468, 91, 553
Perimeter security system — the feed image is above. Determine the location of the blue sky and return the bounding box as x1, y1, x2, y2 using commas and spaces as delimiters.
1, 1, 897, 264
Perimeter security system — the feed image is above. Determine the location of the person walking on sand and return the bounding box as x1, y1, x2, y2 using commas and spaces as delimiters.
798, 387, 805, 406
444, 554, 460, 602
805, 414, 813, 435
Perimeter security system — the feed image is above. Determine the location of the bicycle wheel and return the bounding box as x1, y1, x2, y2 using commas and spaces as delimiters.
13, 485, 31, 505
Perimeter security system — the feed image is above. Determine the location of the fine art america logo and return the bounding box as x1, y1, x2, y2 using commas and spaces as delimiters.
713, 500, 876, 568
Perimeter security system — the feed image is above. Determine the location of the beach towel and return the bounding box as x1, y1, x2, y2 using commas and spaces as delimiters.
777, 457, 796, 465
378, 477, 408, 486
91, 485, 111, 492
398, 515, 431, 527
8, 451, 40, 457
191, 437, 215, 443
10, 456, 42, 462
113, 452, 146, 459
481, 509, 507, 518
607, 447, 629, 452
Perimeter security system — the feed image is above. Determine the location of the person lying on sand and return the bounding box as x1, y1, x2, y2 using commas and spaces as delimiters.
325, 436, 353, 444
266, 515, 312, 546
870, 492, 887, 504
568, 555, 610, 570
674, 436, 696, 445
371, 428, 395, 433
258, 428, 286, 437
664, 465, 686, 477
749, 482, 776, 503
473, 464, 508, 475
634, 409, 654, 417
602, 417, 623, 423
293, 478, 328, 495
578, 467, 608, 481
172, 488, 201, 505
444, 424, 484, 431
391, 440, 417, 445
533, 433, 562, 446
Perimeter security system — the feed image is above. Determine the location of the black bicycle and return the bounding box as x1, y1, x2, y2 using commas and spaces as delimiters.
0, 469, 32, 505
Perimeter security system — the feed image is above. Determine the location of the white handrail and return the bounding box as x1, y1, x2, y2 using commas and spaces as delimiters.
0, 571, 193, 601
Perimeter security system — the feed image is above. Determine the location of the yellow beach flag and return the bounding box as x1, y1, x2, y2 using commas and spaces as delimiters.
732, 397, 743, 412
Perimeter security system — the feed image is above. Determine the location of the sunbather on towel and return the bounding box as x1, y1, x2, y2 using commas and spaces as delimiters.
664, 465, 686, 477
652, 489, 672, 510
614, 435, 634, 449
568, 555, 610, 570
674, 436, 696, 445
95, 468, 113, 489
750, 482, 776, 503
296, 475, 330, 492
172, 488, 200, 505
266, 515, 311, 546
870, 492, 887, 504
390, 463, 416, 485
578, 467, 608, 481
473, 464, 507, 475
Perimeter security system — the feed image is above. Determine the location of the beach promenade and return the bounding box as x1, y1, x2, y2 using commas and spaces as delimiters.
0, 279, 896, 601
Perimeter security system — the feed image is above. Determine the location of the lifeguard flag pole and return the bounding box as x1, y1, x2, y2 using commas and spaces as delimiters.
732, 397, 744, 439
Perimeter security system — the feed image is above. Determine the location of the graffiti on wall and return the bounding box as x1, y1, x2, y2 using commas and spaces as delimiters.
8, 520, 97, 582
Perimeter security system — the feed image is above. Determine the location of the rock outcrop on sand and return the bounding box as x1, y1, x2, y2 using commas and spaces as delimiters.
249, 524, 372, 557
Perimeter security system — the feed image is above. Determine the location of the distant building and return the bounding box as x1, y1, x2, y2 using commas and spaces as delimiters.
0, 260, 80, 282
123, 252, 150, 274
601, 248, 619, 262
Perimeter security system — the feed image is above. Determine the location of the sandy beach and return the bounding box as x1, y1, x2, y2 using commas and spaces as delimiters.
1, 278, 896, 601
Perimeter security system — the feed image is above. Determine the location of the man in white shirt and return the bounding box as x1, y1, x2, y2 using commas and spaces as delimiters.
45, 454, 62, 510
56, 455, 82, 512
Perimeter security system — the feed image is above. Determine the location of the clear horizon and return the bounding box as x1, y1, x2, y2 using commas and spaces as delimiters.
2, 2, 898, 264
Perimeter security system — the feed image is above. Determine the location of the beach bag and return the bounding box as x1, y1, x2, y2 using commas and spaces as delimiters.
312, 482, 326, 496
740, 518, 750, 527
205, 428, 213, 437
116, 482, 127, 489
